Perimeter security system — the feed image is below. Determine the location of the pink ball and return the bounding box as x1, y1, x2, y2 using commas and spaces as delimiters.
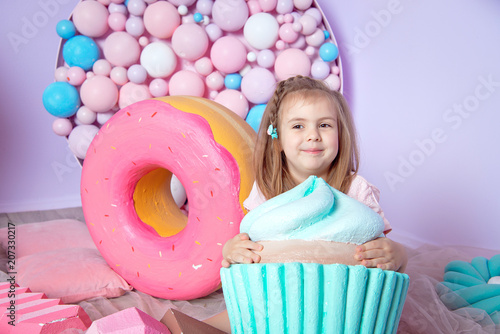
108, 3, 127, 14
76, 106, 97, 124
259, 0, 277, 12
149, 78, 168, 97
54, 66, 68, 82
274, 48, 311, 80
209, 90, 218, 99
324, 74, 341, 91
293, 0, 312, 10
290, 35, 306, 49
108, 12, 127, 31
206, 71, 224, 90
80, 75, 119, 112
275, 40, 285, 50
210, 36, 247, 73
305, 28, 325, 47
126, 16, 145, 37
127, 0, 147, 16
205, 23, 223, 42
93, 59, 112, 76
196, 0, 214, 15
212, 0, 248, 32
247, 0, 262, 15
305, 45, 316, 56
72, 1, 109, 37
194, 57, 213, 76
241, 67, 276, 104
103, 32, 141, 67
169, 70, 205, 97
52, 118, 73, 136
283, 13, 293, 23
66, 66, 86, 86
127, 64, 148, 84
257, 49, 275, 68
119, 82, 152, 109
139, 36, 150, 47
96, 111, 116, 125
214, 89, 249, 119
311, 60, 330, 80
276, 0, 293, 14
169, 0, 196, 5
305, 7, 322, 24
299, 14, 317, 35
279, 22, 299, 43
68, 125, 100, 159
110, 66, 129, 85
172, 23, 209, 61
143, 1, 180, 39
181, 15, 195, 24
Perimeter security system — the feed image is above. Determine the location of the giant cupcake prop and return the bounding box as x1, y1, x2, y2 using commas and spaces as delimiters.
220, 176, 409, 333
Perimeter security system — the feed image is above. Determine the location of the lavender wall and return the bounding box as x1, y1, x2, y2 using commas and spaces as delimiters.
1, 1, 82, 211
1, 0, 499, 250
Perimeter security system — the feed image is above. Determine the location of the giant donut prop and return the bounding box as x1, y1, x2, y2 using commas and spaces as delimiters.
81, 96, 256, 300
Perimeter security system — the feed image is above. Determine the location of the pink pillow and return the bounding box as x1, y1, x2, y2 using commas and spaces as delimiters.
0, 219, 97, 258
17, 248, 132, 304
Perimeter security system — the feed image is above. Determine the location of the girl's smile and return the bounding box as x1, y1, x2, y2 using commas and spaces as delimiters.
279, 95, 339, 183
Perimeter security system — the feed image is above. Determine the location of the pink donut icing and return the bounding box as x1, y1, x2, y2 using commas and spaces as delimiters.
81, 99, 243, 300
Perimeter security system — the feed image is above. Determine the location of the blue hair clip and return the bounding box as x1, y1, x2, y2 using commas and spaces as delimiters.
267, 124, 278, 139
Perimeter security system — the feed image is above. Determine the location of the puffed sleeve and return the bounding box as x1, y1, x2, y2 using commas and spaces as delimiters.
347, 175, 392, 234
243, 182, 267, 212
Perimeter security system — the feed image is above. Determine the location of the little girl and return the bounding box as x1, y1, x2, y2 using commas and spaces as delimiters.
222, 75, 407, 273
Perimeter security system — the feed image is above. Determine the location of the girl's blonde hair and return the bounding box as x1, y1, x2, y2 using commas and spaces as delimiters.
254, 75, 359, 199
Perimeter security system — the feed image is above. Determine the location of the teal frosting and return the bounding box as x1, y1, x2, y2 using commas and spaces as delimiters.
240, 176, 385, 244
436, 254, 500, 325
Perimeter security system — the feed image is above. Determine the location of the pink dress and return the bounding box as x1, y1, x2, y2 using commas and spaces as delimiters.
243, 175, 392, 235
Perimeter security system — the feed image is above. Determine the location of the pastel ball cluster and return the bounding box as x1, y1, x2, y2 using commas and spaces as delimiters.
43, 0, 341, 160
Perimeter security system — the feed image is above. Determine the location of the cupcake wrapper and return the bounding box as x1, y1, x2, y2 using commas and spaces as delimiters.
221, 263, 409, 334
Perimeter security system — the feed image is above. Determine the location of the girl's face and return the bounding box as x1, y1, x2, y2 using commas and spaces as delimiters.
279, 94, 339, 184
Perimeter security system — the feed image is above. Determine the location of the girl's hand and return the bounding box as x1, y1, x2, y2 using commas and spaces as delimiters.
354, 237, 408, 272
221, 233, 264, 268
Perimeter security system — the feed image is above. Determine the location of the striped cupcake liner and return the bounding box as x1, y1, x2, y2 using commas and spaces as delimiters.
221, 263, 409, 334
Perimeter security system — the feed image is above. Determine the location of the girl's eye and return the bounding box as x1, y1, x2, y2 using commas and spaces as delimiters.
320, 123, 332, 128
292, 124, 303, 129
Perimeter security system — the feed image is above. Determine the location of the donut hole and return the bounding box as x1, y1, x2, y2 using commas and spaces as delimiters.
133, 168, 188, 237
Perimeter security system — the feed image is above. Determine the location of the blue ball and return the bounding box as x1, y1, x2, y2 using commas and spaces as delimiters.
246, 104, 266, 133
62, 35, 99, 71
323, 30, 330, 40
319, 42, 339, 62
224, 73, 242, 90
56, 19, 76, 40
43, 82, 81, 118
193, 12, 203, 23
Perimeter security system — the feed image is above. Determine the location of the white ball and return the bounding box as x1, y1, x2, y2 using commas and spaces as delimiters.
140, 42, 177, 78
244, 13, 279, 50
488, 276, 500, 284
170, 174, 187, 208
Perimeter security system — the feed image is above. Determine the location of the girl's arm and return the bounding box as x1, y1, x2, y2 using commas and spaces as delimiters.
354, 237, 408, 273
221, 233, 264, 268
